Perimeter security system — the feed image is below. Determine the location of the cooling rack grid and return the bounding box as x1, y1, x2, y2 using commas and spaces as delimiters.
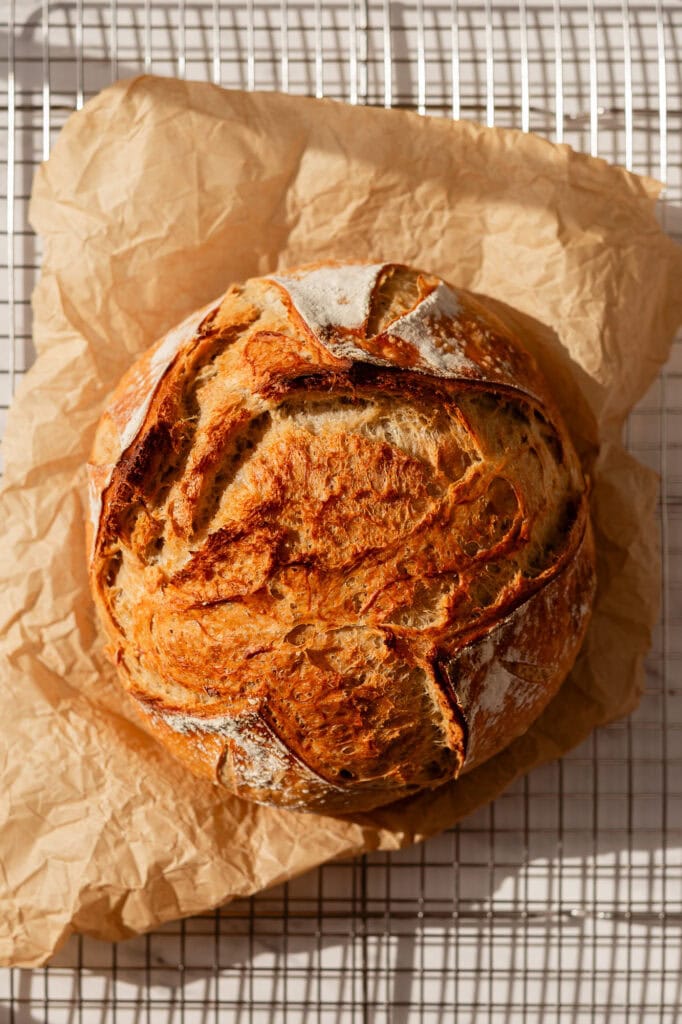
1, 1, 681, 1020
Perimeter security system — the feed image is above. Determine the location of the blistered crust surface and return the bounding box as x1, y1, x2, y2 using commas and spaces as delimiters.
88, 262, 595, 813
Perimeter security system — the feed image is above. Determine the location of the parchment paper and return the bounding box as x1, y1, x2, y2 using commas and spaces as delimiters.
1, 76, 681, 968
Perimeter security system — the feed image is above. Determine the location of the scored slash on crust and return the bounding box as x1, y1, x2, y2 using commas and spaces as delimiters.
87, 299, 221, 561
267, 262, 542, 399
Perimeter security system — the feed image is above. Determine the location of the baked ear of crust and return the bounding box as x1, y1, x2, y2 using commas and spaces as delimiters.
88, 261, 596, 814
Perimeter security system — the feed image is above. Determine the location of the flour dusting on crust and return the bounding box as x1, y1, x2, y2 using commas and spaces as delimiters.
386, 281, 476, 376
271, 263, 384, 334
156, 708, 342, 796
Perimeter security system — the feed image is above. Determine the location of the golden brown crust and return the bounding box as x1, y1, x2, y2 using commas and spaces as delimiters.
87, 262, 595, 813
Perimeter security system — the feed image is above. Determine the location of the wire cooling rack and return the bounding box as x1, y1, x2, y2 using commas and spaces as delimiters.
1, 1, 681, 1020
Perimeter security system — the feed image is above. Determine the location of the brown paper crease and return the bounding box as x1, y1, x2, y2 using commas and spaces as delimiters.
1, 76, 681, 967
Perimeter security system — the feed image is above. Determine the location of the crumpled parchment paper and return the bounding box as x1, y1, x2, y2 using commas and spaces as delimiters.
1, 76, 681, 966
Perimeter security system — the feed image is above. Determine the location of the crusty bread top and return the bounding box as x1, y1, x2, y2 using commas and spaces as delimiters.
87, 262, 594, 813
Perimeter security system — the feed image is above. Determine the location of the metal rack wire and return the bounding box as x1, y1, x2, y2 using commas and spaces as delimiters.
1, 1, 681, 1020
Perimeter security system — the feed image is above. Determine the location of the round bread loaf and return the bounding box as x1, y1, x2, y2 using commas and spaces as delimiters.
87, 262, 595, 814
